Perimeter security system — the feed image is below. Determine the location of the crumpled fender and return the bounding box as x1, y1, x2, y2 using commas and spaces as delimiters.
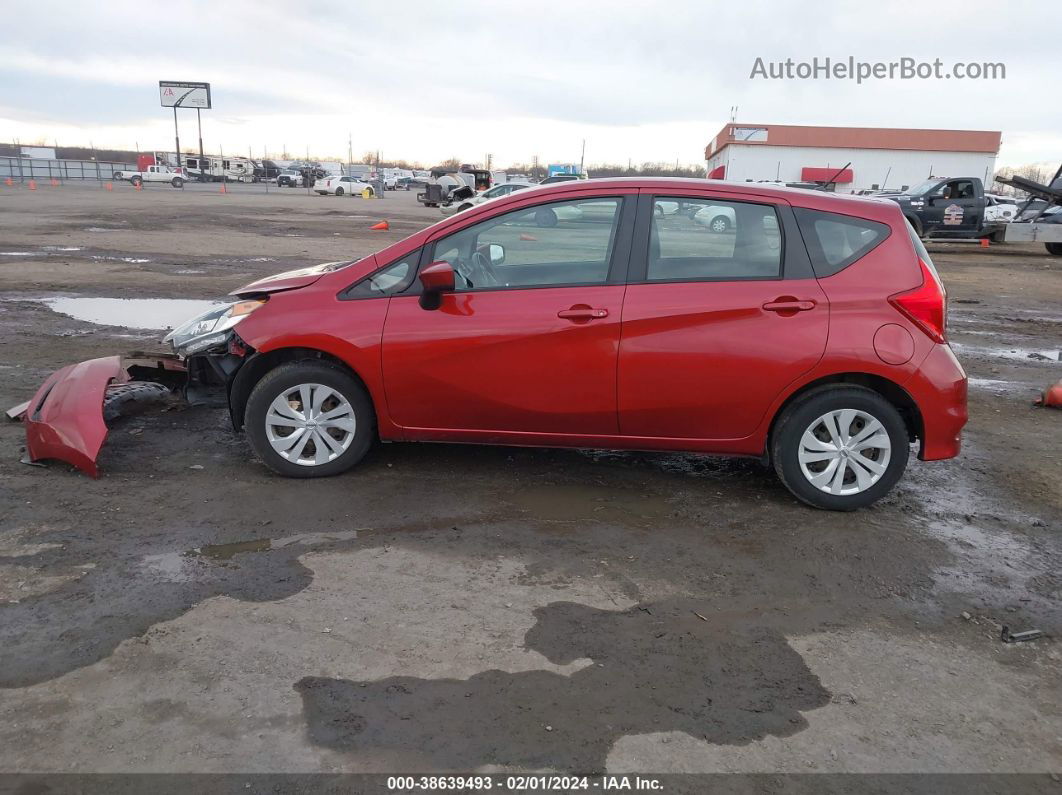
22, 356, 128, 478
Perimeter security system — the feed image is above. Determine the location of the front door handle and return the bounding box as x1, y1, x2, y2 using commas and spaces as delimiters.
762, 299, 816, 313
558, 306, 609, 320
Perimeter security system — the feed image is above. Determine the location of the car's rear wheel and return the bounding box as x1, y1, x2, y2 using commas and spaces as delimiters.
245, 362, 374, 478
1046, 242, 1062, 256
172, 177, 184, 188
131, 176, 143, 187
771, 387, 909, 510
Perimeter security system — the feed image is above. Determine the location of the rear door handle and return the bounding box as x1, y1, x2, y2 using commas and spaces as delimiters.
762, 299, 816, 312
558, 307, 609, 320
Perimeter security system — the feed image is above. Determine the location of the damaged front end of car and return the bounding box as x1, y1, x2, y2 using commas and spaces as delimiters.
10, 298, 268, 477
161, 298, 267, 406
10, 260, 356, 476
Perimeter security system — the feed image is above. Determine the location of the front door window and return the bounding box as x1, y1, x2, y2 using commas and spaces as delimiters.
431, 198, 622, 290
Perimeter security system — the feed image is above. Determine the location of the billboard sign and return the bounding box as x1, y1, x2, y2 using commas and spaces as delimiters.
159, 81, 211, 109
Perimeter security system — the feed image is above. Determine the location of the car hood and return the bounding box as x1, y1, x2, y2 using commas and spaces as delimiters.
230, 261, 353, 296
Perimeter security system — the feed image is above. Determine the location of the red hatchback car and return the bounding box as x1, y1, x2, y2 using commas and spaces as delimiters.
27, 178, 968, 510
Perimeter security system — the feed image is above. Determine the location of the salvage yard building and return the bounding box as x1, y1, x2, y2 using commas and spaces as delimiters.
704, 123, 1002, 193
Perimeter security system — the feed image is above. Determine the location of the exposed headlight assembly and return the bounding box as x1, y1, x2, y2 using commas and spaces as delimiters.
164, 299, 266, 355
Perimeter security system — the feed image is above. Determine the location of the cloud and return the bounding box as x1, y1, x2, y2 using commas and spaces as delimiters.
0, 0, 1058, 166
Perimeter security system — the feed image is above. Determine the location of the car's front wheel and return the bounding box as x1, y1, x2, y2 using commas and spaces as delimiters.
771, 387, 909, 510
335, 187, 344, 196
709, 214, 730, 233
245, 361, 374, 478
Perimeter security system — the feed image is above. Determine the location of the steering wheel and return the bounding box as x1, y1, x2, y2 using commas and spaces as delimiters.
470, 249, 500, 287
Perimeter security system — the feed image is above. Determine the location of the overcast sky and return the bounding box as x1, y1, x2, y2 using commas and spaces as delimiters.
1, 0, 1058, 168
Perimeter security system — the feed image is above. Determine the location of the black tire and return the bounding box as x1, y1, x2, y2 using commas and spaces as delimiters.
103, 382, 171, 424
771, 386, 909, 511
709, 214, 730, 233
905, 214, 923, 238
335, 187, 344, 196
245, 361, 375, 478
535, 207, 558, 227
1046, 242, 1062, 256
172, 177, 184, 188
131, 176, 143, 187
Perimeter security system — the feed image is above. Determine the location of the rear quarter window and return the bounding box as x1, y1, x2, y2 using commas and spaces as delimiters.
794, 208, 890, 277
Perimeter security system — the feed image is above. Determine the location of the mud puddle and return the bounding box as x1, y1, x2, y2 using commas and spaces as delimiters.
296, 598, 830, 770
38, 297, 219, 329
0, 528, 362, 688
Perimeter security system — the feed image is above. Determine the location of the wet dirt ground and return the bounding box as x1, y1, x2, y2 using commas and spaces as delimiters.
0, 183, 1059, 778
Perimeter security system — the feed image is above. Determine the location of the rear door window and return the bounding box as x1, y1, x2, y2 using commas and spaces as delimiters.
794, 208, 890, 277
646, 197, 782, 281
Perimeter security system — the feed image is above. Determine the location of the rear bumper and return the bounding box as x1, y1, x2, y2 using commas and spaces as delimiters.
906, 344, 968, 460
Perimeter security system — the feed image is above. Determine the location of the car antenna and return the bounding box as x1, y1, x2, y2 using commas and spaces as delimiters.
822, 162, 851, 192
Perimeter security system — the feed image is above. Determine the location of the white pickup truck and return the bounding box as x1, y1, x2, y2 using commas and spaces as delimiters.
112, 165, 187, 188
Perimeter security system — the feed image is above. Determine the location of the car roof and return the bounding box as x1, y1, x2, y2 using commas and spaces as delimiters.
517, 177, 899, 215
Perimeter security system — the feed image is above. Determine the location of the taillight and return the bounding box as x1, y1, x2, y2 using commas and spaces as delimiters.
889, 258, 947, 343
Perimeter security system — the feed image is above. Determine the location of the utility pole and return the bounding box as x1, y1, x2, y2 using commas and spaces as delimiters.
579, 139, 585, 175
196, 107, 205, 181
172, 107, 181, 171
348, 132, 353, 177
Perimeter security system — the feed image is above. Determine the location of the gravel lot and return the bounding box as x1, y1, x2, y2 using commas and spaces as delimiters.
0, 182, 1059, 782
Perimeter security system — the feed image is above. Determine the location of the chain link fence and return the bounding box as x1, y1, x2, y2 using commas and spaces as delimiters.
0, 156, 136, 182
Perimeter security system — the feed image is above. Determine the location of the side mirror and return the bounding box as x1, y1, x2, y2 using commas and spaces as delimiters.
418, 261, 455, 310
488, 243, 505, 265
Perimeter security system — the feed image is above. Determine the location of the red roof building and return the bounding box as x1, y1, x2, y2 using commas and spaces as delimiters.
705, 123, 1001, 193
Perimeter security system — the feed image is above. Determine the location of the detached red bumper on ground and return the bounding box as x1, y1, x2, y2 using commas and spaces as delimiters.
21, 356, 128, 478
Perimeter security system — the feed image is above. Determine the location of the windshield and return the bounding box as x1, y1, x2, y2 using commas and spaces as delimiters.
903, 179, 942, 197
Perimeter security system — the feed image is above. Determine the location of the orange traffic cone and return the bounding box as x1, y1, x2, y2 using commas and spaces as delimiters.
50, 179, 59, 187
28, 180, 37, 191
979, 238, 990, 248
370, 220, 389, 231
519, 233, 537, 241
3, 177, 12, 187
219, 183, 227, 194
105, 182, 113, 191
135, 181, 142, 191
1036, 379, 1062, 409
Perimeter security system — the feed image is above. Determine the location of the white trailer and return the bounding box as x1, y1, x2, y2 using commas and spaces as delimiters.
182, 155, 256, 182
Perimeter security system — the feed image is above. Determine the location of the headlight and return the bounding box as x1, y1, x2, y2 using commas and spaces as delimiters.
164, 298, 266, 354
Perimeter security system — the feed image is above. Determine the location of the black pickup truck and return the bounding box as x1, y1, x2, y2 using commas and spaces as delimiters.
889, 176, 987, 239
888, 170, 1062, 255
